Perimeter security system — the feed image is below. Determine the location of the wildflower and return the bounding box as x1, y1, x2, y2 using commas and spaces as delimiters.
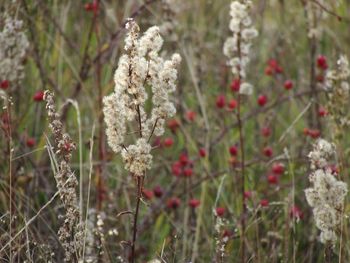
44, 91, 83, 261
121, 138, 152, 177
325, 55, 350, 135
305, 139, 348, 244
103, 20, 181, 177
223, 1, 258, 93
0, 15, 29, 87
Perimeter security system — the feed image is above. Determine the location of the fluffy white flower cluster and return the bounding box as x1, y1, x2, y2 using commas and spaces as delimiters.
103, 19, 181, 176
308, 139, 334, 170
0, 15, 29, 86
305, 139, 348, 244
325, 55, 350, 129
223, 1, 258, 95
121, 138, 152, 178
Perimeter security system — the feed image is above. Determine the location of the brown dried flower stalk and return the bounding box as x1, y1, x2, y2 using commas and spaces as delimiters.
44, 91, 83, 262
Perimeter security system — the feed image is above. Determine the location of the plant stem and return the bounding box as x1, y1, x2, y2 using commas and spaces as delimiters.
131, 175, 143, 263
236, 94, 246, 263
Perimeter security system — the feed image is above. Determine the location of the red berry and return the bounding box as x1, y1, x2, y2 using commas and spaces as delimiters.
216, 95, 226, 108
167, 197, 180, 209
268, 59, 278, 68
85, 1, 98, 13
261, 126, 271, 137
290, 205, 303, 220
265, 66, 274, 76
318, 107, 328, 117
229, 145, 238, 156
179, 153, 189, 166
167, 119, 180, 133
228, 99, 237, 110
244, 191, 252, 199
163, 137, 174, 147
183, 168, 193, 177
230, 79, 240, 92
263, 146, 273, 157
84, 3, 93, 11
215, 207, 226, 217
260, 199, 269, 207
186, 110, 196, 122
26, 137, 36, 147
189, 198, 200, 208
316, 74, 324, 83
275, 66, 284, 74
153, 186, 163, 198
172, 161, 182, 176
308, 129, 321, 139
272, 163, 284, 175
0, 80, 9, 89
303, 128, 310, 136
142, 189, 154, 200
317, 55, 328, 70
199, 148, 206, 158
257, 95, 267, 107
33, 91, 44, 102
284, 80, 293, 90
267, 174, 278, 184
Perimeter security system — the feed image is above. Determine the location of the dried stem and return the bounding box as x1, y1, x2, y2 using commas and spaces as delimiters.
131, 175, 144, 263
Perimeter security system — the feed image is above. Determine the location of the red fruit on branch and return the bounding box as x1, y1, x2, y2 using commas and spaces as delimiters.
230, 79, 240, 92
216, 95, 226, 108
317, 55, 328, 70
215, 207, 226, 217
0, 80, 9, 89
189, 199, 200, 208
33, 91, 44, 101
284, 80, 293, 90
257, 95, 267, 106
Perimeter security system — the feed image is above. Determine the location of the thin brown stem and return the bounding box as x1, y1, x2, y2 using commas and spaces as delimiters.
131, 175, 144, 263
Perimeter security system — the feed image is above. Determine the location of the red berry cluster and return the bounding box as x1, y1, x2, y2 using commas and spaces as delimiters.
171, 152, 194, 177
